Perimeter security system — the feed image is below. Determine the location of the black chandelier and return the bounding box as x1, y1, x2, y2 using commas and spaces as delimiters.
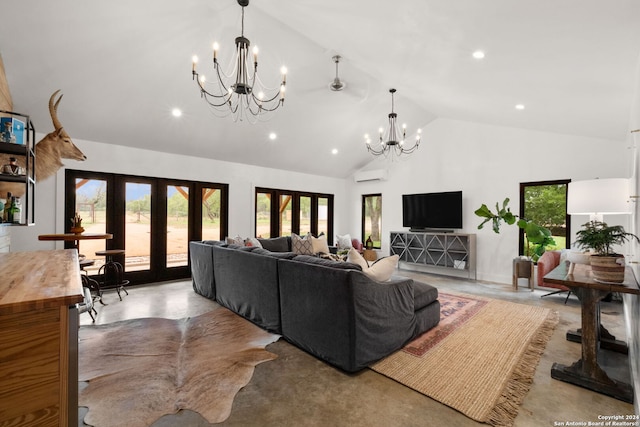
364, 89, 421, 157
191, 0, 287, 122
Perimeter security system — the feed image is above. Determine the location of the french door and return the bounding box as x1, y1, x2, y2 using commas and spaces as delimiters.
65, 170, 228, 285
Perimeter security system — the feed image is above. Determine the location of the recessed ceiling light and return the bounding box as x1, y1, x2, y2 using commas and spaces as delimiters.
269, 132, 277, 140
472, 50, 485, 59
515, 104, 525, 110
331, 148, 338, 155
171, 108, 182, 117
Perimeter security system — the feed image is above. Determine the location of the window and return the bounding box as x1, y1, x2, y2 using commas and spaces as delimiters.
519, 180, 570, 257
255, 187, 333, 243
362, 194, 382, 249
66, 169, 228, 285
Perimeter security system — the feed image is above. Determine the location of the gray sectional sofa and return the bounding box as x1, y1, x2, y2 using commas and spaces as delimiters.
189, 239, 440, 372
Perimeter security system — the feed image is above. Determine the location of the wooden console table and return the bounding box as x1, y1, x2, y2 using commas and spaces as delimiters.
0, 249, 84, 426
544, 261, 638, 403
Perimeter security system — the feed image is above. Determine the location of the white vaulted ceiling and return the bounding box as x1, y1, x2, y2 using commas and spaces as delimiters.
0, 0, 639, 177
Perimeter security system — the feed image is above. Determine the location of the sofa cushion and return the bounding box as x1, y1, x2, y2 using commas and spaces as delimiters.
252, 247, 297, 259
293, 254, 362, 271
257, 236, 291, 252
292, 233, 314, 255
413, 280, 439, 310
202, 240, 224, 246
227, 244, 256, 251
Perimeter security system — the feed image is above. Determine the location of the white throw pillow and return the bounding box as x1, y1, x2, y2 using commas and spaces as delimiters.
336, 234, 353, 250
347, 247, 369, 270
348, 248, 398, 281
364, 255, 399, 281
311, 234, 330, 254
245, 237, 262, 248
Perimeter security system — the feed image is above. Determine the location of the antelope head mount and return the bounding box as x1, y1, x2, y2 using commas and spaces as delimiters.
0, 90, 87, 198
35, 90, 86, 181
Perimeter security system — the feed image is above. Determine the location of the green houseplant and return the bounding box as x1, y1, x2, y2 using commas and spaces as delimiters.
475, 198, 556, 262
574, 220, 640, 283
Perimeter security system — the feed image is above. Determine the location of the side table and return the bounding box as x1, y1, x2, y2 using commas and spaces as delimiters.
363, 249, 377, 262
512, 257, 534, 291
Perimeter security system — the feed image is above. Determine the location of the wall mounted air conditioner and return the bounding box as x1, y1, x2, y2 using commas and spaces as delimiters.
353, 169, 388, 183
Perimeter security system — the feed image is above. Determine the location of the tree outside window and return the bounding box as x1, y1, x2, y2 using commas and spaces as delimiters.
519, 180, 570, 256
362, 194, 382, 249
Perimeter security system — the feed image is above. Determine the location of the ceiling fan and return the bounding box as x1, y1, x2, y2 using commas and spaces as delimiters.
329, 55, 346, 92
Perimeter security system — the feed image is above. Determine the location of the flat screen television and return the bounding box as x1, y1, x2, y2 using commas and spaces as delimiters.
402, 191, 463, 231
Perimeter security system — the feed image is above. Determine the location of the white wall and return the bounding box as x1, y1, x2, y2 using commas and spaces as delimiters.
11, 137, 348, 252
348, 118, 629, 284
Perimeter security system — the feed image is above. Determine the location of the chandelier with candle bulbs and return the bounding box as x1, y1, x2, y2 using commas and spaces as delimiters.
364, 89, 421, 158
191, 0, 287, 122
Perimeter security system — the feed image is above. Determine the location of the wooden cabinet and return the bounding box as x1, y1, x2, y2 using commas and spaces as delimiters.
0, 250, 83, 426
0, 110, 35, 225
390, 231, 476, 279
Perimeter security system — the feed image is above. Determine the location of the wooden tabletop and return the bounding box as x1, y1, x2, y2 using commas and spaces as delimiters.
38, 233, 113, 241
0, 249, 84, 315
544, 261, 640, 295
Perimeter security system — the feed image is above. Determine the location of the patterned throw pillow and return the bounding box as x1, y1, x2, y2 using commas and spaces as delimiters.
225, 235, 244, 246
291, 233, 314, 255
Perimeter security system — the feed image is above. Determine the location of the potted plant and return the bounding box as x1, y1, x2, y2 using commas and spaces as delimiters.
475, 198, 556, 262
574, 220, 640, 283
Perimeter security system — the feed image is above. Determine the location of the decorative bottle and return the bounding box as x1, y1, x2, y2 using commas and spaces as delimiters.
12, 197, 21, 224
3, 192, 11, 222
365, 236, 373, 250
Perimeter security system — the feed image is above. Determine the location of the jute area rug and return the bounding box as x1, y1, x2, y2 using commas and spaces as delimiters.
371, 292, 559, 427
78, 307, 279, 427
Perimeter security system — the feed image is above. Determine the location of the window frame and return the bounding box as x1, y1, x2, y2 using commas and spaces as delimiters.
254, 187, 334, 244
361, 193, 382, 249
65, 169, 228, 285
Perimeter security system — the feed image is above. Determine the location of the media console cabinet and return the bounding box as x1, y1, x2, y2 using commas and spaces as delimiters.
390, 231, 476, 280
0, 249, 83, 426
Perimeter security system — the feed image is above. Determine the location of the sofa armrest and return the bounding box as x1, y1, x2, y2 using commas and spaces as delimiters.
189, 241, 219, 300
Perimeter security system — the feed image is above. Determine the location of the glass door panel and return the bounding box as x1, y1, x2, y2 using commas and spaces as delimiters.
317, 197, 328, 237
299, 196, 311, 236
280, 194, 292, 236
202, 188, 221, 240
74, 178, 108, 274
167, 185, 189, 268
256, 192, 271, 238
125, 182, 151, 272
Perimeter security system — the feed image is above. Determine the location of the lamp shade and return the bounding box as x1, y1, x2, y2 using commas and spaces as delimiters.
567, 178, 631, 215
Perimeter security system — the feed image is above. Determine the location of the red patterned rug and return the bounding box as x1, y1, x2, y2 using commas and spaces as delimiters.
404, 293, 488, 356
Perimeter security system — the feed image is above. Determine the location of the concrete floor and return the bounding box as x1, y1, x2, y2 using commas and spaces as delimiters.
79, 271, 636, 426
